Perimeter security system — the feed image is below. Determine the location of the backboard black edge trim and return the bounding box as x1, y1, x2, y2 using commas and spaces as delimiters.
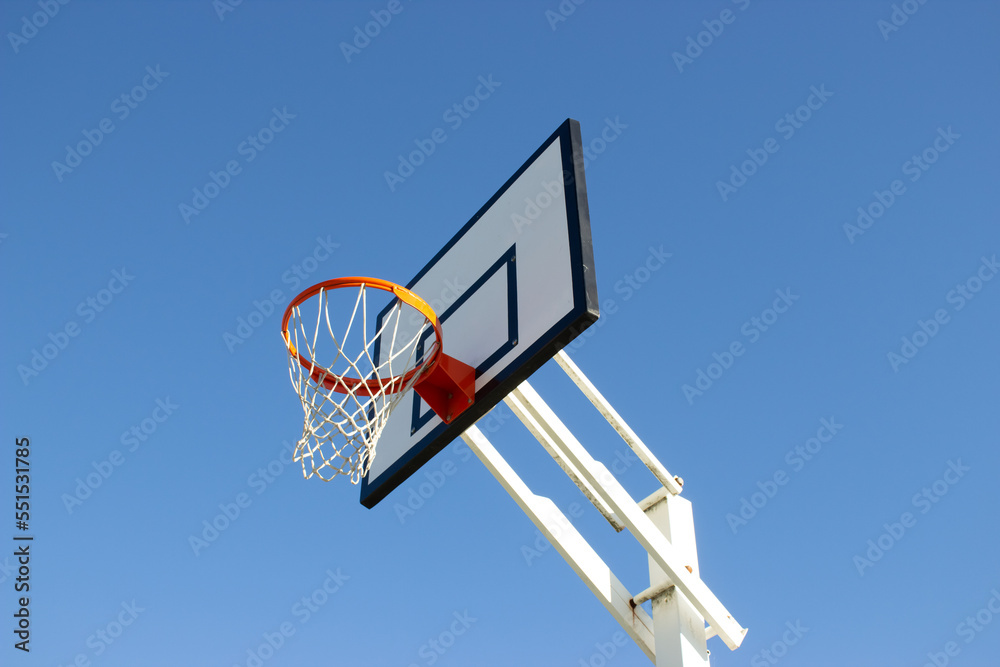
361, 118, 599, 508
566, 119, 600, 320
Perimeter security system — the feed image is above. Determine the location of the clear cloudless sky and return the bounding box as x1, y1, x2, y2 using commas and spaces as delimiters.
2, 1, 999, 666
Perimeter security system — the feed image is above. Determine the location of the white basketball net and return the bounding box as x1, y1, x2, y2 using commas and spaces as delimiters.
284, 283, 437, 484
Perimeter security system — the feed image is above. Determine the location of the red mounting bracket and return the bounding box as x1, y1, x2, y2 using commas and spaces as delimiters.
414, 354, 476, 424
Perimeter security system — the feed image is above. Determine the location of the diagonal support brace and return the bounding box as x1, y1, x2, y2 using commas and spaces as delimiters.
509, 380, 747, 650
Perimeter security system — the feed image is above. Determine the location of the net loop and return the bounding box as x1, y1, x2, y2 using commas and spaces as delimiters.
281, 278, 440, 484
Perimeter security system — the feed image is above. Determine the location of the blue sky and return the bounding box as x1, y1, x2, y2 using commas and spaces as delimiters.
2, 1, 999, 665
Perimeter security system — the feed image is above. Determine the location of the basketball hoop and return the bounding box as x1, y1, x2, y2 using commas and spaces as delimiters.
281, 277, 475, 484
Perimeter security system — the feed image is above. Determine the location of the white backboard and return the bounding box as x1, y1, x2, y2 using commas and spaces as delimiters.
361, 119, 598, 507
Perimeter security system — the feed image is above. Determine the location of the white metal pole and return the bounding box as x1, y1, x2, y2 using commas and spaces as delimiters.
644, 492, 710, 667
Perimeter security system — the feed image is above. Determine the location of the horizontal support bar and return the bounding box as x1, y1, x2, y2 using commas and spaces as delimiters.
632, 581, 674, 607
639, 488, 670, 513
